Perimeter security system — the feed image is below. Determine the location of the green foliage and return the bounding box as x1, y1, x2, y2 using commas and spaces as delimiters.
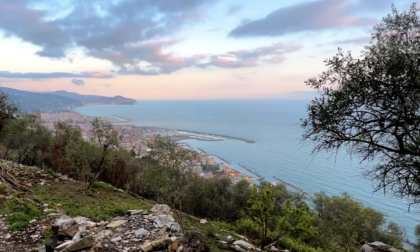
1, 198, 42, 231
301, 3, 420, 204
311, 192, 388, 252
278, 237, 327, 252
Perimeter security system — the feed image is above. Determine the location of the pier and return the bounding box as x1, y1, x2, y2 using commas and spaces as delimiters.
238, 164, 262, 178
273, 176, 315, 199
214, 155, 231, 164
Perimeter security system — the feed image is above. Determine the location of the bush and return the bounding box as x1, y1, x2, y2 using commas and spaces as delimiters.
278, 237, 326, 252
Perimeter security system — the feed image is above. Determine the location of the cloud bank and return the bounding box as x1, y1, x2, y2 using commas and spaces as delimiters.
228, 0, 391, 37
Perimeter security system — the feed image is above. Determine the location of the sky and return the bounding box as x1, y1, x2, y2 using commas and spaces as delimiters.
0, 0, 416, 99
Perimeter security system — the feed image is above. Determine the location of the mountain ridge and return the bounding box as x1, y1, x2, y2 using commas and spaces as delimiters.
0, 87, 137, 113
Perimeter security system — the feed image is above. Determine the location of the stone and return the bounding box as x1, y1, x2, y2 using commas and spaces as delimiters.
55, 240, 74, 251
233, 245, 246, 252
59, 224, 79, 237
270, 245, 279, 251
59, 175, 68, 180
140, 238, 171, 252
64, 236, 95, 252
94, 230, 114, 241
134, 228, 150, 236
358, 245, 373, 252
5, 233, 11, 239
151, 204, 172, 215
180, 231, 210, 252
57, 216, 75, 230
199, 219, 207, 224
233, 240, 254, 250
128, 210, 143, 215
176, 246, 184, 252
154, 214, 175, 228
111, 237, 122, 243
170, 223, 180, 232
106, 220, 126, 229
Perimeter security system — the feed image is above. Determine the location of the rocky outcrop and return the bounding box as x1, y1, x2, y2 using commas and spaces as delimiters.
359, 241, 405, 252
29, 205, 184, 252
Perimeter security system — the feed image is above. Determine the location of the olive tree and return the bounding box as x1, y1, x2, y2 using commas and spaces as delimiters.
301, 4, 420, 205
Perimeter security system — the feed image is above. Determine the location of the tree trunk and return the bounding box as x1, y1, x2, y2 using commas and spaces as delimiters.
86, 155, 105, 193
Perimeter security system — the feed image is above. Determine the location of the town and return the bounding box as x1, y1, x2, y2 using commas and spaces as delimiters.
40, 111, 255, 183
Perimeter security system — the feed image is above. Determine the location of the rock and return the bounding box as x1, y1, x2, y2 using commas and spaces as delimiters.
233, 240, 254, 250
128, 210, 143, 215
233, 245, 246, 252
55, 240, 74, 251
199, 219, 207, 224
154, 214, 175, 228
176, 246, 184, 252
57, 216, 75, 230
64, 236, 95, 252
170, 223, 180, 232
94, 230, 113, 241
134, 228, 150, 236
140, 238, 171, 252
5, 233, 11, 239
106, 220, 126, 229
270, 245, 279, 251
59, 175, 68, 180
59, 224, 79, 237
111, 236, 122, 242
359, 244, 373, 252
180, 231, 211, 252
151, 204, 172, 215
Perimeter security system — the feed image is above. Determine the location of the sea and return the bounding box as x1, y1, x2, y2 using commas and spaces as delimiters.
75, 100, 420, 241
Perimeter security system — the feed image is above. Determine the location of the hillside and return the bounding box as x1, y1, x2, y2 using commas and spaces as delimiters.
0, 160, 248, 252
48, 90, 137, 105
0, 87, 82, 113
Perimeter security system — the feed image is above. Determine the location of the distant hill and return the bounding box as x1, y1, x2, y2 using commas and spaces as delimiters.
48, 90, 137, 105
0, 87, 82, 113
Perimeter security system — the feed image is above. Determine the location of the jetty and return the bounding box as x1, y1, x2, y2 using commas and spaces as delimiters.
273, 176, 315, 199
238, 164, 262, 178
197, 148, 207, 154
214, 155, 231, 164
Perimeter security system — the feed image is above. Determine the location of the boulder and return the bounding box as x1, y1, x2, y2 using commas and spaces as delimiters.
56, 216, 75, 230
200, 219, 207, 224
180, 231, 211, 252
233, 240, 254, 250
59, 224, 79, 237
63, 236, 95, 252
154, 214, 176, 228
151, 204, 172, 215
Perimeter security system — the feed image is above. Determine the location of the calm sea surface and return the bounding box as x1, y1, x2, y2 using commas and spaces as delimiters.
75, 100, 420, 240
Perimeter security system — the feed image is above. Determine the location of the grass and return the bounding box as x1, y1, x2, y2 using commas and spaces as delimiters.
29, 180, 151, 221
0, 197, 42, 231
174, 213, 240, 252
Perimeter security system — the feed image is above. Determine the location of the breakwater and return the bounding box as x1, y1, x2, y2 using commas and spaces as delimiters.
238, 164, 262, 178
175, 129, 255, 143
273, 176, 315, 199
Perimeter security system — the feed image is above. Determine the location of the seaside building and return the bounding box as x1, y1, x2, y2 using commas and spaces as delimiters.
207, 157, 214, 166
